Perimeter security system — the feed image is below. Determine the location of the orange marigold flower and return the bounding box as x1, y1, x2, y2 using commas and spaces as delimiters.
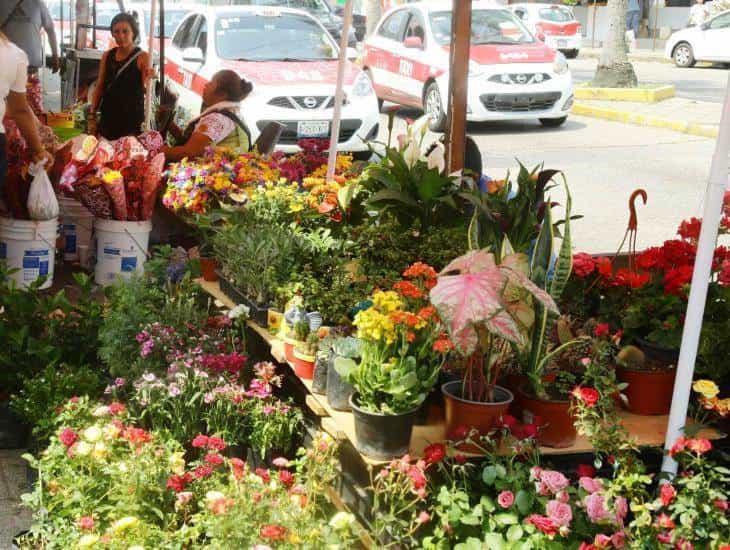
393, 280, 424, 299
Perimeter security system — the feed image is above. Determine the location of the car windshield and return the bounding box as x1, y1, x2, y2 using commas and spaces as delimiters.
144, 9, 190, 37
233, 0, 331, 16
429, 9, 534, 46
216, 12, 338, 61
539, 7, 574, 22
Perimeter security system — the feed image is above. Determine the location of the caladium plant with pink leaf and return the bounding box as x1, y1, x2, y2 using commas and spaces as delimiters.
430, 250, 559, 402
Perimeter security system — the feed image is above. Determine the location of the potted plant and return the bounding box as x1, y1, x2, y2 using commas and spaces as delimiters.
430, 250, 559, 442
615, 344, 676, 415
328, 336, 359, 411
293, 332, 319, 380
336, 269, 447, 459
281, 301, 322, 364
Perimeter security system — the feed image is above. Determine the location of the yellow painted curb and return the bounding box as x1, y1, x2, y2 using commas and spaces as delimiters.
574, 84, 675, 103
571, 103, 718, 138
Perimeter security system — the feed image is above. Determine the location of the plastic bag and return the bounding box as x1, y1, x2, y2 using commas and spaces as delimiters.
26, 162, 60, 221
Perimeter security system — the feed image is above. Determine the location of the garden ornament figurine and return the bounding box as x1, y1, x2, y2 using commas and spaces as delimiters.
615, 189, 647, 272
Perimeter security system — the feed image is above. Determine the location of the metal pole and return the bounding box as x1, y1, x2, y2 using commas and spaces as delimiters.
444, 0, 471, 173
143, 0, 157, 131
92, 0, 96, 49
660, 72, 730, 476
591, 0, 598, 48
652, 0, 659, 51
159, 0, 165, 96
326, 0, 353, 182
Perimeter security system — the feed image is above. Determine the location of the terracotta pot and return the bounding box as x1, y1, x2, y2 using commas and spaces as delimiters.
200, 257, 218, 282
519, 388, 577, 448
617, 366, 675, 415
292, 350, 315, 380
282, 338, 297, 363
503, 374, 528, 418
442, 381, 513, 440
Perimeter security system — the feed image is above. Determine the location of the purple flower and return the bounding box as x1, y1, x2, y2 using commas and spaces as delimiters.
262, 405, 275, 415
141, 340, 155, 358
114, 378, 126, 387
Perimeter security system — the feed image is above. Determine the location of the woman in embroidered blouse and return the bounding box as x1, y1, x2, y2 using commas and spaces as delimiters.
162, 70, 253, 162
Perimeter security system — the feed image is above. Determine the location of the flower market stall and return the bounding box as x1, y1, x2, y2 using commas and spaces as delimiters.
2, 2, 730, 549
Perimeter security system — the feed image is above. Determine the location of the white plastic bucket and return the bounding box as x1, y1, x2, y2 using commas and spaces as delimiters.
59, 196, 93, 262
94, 218, 152, 286
0, 217, 59, 289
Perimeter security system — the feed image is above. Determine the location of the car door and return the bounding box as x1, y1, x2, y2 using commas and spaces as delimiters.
364, 9, 410, 103
697, 12, 730, 61
398, 9, 431, 106
167, 14, 205, 112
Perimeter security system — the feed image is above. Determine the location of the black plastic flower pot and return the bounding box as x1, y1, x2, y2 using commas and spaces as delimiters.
326, 363, 353, 411
634, 337, 679, 365
216, 271, 269, 328
0, 402, 29, 450
311, 354, 329, 395
349, 393, 418, 461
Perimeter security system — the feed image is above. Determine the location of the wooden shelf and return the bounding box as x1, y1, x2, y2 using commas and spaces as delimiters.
197, 279, 720, 466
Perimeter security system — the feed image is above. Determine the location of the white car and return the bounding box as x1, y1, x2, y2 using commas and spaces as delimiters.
664, 10, 730, 67
164, 6, 380, 154
510, 3, 582, 59
363, 0, 573, 131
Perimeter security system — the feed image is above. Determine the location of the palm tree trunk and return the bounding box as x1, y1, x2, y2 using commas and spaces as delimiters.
364, 0, 382, 38
593, 0, 638, 88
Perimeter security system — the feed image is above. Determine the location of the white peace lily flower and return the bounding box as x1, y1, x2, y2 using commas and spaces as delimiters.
83, 426, 102, 443
426, 142, 446, 174
228, 304, 250, 320
403, 138, 421, 169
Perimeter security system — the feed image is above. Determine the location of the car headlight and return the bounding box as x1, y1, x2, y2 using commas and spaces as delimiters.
553, 52, 569, 75
469, 60, 484, 77
352, 71, 373, 97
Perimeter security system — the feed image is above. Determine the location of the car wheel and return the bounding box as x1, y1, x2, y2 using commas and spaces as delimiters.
565, 49, 579, 59
424, 82, 447, 133
539, 116, 567, 128
673, 42, 695, 68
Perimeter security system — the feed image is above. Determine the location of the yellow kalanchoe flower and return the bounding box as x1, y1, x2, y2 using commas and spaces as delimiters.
693, 379, 720, 399
371, 290, 403, 314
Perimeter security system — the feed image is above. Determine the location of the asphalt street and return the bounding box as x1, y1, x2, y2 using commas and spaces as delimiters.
569, 57, 730, 103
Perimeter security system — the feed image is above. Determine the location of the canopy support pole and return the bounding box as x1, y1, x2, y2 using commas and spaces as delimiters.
444, 0, 471, 173
143, 0, 157, 131
660, 72, 730, 476
326, 0, 353, 182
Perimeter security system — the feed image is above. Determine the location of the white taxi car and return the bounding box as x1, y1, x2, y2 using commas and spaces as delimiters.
510, 3, 582, 59
664, 10, 730, 67
363, 1, 573, 131
165, 6, 380, 154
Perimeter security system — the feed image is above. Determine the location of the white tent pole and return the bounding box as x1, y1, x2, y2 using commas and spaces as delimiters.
143, 0, 158, 131
661, 71, 730, 476
326, 0, 353, 182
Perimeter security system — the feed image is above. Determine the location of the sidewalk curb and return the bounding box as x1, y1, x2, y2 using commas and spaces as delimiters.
578, 50, 671, 64
571, 102, 718, 138
575, 84, 675, 102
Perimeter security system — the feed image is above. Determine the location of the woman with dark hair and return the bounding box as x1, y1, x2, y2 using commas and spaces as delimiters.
162, 70, 253, 162
91, 12, 153, 140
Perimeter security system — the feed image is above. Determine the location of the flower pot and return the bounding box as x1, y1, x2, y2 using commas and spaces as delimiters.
200, 257, 218, 282
311, 354, 329, 395
442, 381, 514, 440
519, 388, 577, 448
216, 272, 270, 327
349, 393, 418, 460
617, 366, 676, 415
327, 362, 354, 411
282, 337, 298, 364
292, 350, 315, 380
634, 337, 680, 365
502, 373, 528, 418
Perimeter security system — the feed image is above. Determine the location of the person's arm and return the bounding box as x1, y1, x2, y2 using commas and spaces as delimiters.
161, 131, 212, 162
90, 50, 109, 111
137, 51, 155, 86
40, 2, 60, 72
6, 91, 54, 167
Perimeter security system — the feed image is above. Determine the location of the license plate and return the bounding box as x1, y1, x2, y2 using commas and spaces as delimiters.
297, 121, 330, 137
558, 39, 567, 48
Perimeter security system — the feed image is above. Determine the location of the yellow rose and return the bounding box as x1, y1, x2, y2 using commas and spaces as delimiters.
83, 426, 102, 443
77, 534, 99, 548
693, 380, 719, 399
112, 516, 139, 533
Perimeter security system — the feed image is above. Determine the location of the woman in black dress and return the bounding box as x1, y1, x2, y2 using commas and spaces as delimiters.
91, 13, 153, 140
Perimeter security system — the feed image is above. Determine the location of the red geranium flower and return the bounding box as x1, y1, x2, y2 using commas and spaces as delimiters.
661, 239, 696, 268
59, 428, 78, 448
166, 472, 193, 492
678, 217, 702, 241
670, 436, 689, 457
407, 465, 427, 491
108, 402, 126, 416
229, 457, 246, 480
660, 483, 676, 507
637, 246, 665, 271
572, 253, 596, 278
191, 434, 209, 448
123, 427, 152, 446
278, 470, 295, 487
655, 513, 675, 530
612, 268, 650, 289
423, 443, 446, 465
664, 265, 694, 295
193, 465, 213, 479
207, 436, 226, 451
260, 524, 288, 541
76, 516, 94, 530
204, 453, 224, 466
593, 323, 610, 338
595, 257, 613, 278
255, 467, 271, 483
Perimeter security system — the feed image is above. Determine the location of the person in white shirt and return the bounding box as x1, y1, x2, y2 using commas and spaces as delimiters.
0, 31, 52, 189
689, 0, 710, 26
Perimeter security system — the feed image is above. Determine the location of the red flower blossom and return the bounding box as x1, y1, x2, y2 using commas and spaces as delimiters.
205, 453, 224, 466
454, 453, 467, 464
499, 414, 519, 431
678, 217, 702, 241
122, 427, 152, 446
593, 323, 610, 338
108, 402, 126, 416
572, 386, 600, 408
255, 468, 271, 483
449, 425, 470, 441
417, 306, 437, 320
229, 457, 246, 480
687, 437, 711, 455
278, 470, 295, 487
714, 499, 729, 511
76, 516, 94, 530
595, 257, 613, 278
637, 246, 665, 271
193, 465, 213, 479
576, 464, 596, 478
526, 514, 560, 536
260, 524, 288, 541
664, 265, 694, 295
669, 436, 689, 457
393, 280, 423, 299
572, 253, 596, 278
423, 443, 446, 465
191, 434, 209, 448
579, 544, 597, 550
655, 513, 675, 530
719, 260, 730, 287
59, 428, 78, 448
612, 268, 651, 289
661, 239, 696, 268
520, 423, 539, 439
660, 483, 676, 507
206, 436, 226, 451
403, 262, 437, 280
407, 465, 427, 491
166, 473, 193, 492
433, 337, 454, 354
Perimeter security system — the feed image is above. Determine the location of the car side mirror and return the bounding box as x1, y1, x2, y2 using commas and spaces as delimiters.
182, 46, 204, 63
404, 36, 424, 49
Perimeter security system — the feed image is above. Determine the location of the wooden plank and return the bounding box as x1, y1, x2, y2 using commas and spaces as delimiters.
306, 394, 328, 417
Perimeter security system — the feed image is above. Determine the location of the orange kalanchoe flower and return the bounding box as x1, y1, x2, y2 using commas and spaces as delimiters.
403, 262, 437, 281
393, 280, 424, 299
